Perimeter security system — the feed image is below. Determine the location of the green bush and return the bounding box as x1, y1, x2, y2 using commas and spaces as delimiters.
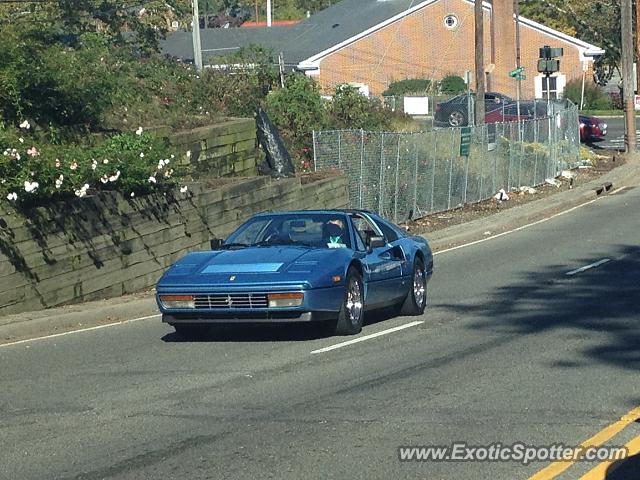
383, 78, 433, 96
264, 73, 327, 168
0, 124, 181, 207
328, 85, 391, 131
439, 75, 466, 95
563, 78, 613, 110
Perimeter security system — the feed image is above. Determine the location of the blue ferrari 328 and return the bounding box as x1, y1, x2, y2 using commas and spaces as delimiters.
156, 209, 433, 336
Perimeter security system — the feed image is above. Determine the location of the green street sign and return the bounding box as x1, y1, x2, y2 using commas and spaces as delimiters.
460, 126, 471, 156
515, 73, 526, 81
509, 66, 525, 77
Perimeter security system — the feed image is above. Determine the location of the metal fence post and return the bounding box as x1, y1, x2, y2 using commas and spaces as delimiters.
394, 136, 401, 223
312, 130, 317, 172
447, 136, 455, 211
338, 130, 342, 169
430, 132, 437, 213
359, 129, 364, 209
378, 133, 385, 214
412, 137, 419, 219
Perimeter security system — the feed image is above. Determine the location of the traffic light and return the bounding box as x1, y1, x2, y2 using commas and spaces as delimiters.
537, 46, 563, 74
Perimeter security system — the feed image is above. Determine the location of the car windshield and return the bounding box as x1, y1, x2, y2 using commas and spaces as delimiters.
225, 213, 352, 249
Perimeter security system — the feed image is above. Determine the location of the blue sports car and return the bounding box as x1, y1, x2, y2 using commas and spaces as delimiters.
156, 209, 433, 336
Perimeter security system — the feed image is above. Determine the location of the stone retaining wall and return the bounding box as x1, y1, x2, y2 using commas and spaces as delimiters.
0, 174, 348, 315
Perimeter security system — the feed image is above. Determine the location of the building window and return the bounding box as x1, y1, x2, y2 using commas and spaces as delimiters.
534, 74, 567, 99
444, 14, 458, 29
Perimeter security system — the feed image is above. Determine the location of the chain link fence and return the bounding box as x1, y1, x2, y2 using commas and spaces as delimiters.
312, 102, 580, 223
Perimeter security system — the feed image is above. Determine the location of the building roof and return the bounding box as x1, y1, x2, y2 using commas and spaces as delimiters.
161, 0, 421, 66
160, 0, 604, 68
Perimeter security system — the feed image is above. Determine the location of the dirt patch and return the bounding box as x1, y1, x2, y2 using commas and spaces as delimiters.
404, 153, 624, 235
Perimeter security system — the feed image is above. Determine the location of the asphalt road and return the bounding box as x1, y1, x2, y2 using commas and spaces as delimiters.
590, 116, 640, 151
1, 186, 639, 480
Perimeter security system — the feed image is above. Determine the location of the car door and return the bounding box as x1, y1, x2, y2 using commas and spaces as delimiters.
350, 213, 406, 306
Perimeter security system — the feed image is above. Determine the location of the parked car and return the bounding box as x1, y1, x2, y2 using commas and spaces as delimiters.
579, 114, 607, 143
435, 92, 512, 127
484, 101, 548, 123
156, 210, 434, 337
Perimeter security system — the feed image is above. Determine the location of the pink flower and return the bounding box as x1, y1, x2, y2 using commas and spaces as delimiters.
27, 146, 40, 157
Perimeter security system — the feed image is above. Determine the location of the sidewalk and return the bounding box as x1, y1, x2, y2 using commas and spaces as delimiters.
2, 157, 640, 345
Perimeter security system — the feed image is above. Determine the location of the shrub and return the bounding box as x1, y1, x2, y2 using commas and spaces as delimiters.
563, 78, 613, 110
264, 73, 328, 168
327, 85, 391, 131
383, 78, 433, 96
0, 123, 181, 207
439, 75, 466, 95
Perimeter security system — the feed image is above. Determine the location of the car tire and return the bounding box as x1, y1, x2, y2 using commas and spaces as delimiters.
399, 257, 427, 316
448, 110, 467, 127
334, 267, 365, 335
172, 323, 209, 337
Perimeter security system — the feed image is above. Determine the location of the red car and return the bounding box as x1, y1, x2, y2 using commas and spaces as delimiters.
579, 115, 607, 143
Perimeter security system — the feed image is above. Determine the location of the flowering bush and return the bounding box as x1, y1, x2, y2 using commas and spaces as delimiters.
0, 123, 188, 207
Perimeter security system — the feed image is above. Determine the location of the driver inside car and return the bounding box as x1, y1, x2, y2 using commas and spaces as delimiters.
323, 219, 346, 247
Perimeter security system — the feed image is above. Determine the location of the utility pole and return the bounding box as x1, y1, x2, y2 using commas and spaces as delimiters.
191, 0, 203, 71
636, 0, 640, 96
474, 0, 485, 126
514, 0, 521, 138
621, 0, 636, 153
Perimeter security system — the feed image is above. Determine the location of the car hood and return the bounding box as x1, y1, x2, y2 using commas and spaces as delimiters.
157, 246, 351, 290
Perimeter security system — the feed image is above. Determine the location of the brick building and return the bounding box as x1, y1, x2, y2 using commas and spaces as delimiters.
163, 0, 603, 98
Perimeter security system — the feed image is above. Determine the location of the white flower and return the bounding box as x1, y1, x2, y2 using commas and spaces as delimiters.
140, 152, 145, 158
19, 120, 30, 130
55, 159, 61, 168
135, 126, 143, 135
157, 159, 165, 170
23, 180, 39, 193
6, 192, 17, 201
130, 192, 135, 198
19, 137, 24, 144
70, 161, 78, 170
186, 150, 191, 159
91, 160, 98, 170
148, 176, 156, 184
180, 186, 188, 193
108, 170, 120, 182
103, 159, 109, 164
170, 154, 175, 159
55, 175, 64, 189
163, 169, 171, 178
100, 175, 109, 184
74, 183, 90, 198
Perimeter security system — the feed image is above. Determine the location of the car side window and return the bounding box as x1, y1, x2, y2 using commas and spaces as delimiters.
351, 215, 382, 248
375, 220, 399, 242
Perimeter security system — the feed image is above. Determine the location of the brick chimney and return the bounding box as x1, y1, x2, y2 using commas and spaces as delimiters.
491, 0, 516, 96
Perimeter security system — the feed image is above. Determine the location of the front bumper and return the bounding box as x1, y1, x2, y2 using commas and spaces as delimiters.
162, 311, 336, 324
156, 285, 344, 324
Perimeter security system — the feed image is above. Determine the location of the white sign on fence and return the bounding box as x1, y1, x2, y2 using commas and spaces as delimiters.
403, 96, 430, 115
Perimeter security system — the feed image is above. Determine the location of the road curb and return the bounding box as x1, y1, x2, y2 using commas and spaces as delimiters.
2, 160, 640, 345
426, 159, 640, 252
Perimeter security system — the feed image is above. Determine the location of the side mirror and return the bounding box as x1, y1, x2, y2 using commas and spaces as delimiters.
367, 235, 385, 249
210, 238, 223, 250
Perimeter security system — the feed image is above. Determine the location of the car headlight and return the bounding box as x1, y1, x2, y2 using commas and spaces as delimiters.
160, 295, 195, 309
268, 292, 304, 307
600, 123, 607, 131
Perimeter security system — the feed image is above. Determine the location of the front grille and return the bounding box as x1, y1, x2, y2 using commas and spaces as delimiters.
193, 293, 268, 309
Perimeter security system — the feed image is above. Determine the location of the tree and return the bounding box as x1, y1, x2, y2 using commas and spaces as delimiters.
0, 0, 190, 52
519, 0, 621, 85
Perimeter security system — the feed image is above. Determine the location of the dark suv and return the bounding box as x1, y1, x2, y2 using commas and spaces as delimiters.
435, 92, 512, 127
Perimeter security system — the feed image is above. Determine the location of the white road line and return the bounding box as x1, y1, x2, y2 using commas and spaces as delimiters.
310, 321, 423, 354
0, 313, 161, 348
566, 258, 611, 276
